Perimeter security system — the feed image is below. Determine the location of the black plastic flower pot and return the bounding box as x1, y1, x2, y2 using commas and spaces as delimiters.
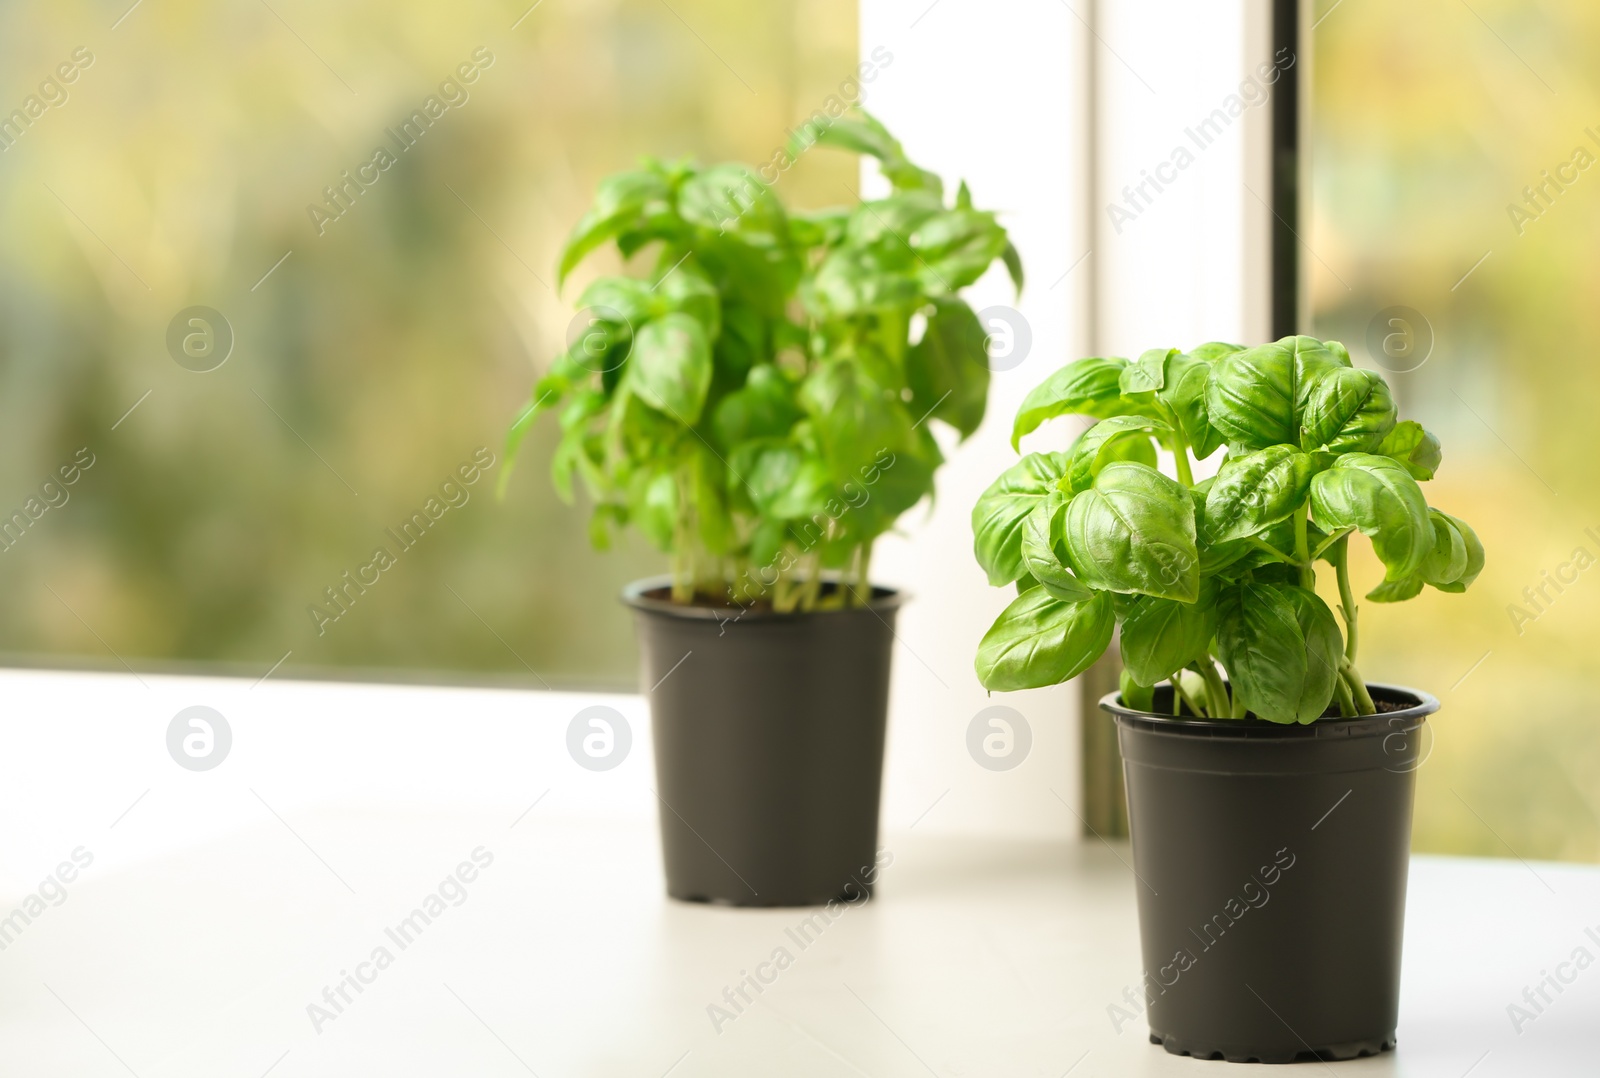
1102, 683, 1438, 1064
624, 577, 901, 907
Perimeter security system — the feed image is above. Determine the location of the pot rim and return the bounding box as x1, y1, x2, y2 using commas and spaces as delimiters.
1101, 681, 1438, 738
620, 574, 907, 622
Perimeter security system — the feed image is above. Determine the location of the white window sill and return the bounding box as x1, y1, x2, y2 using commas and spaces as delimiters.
0, 668, 1590, 1073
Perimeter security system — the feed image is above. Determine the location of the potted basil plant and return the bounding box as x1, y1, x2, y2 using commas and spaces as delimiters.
505, 111, 1020, 906
971, 336, 1483, 1061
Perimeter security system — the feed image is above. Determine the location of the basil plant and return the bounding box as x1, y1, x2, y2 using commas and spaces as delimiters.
971, 336, 1484, 722
504, 110, 1020, 611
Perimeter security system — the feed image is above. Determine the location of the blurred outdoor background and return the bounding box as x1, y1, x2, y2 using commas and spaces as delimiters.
0, 0, 1593, 864
0, 0, 855, 688
1311, 0, 1600, 862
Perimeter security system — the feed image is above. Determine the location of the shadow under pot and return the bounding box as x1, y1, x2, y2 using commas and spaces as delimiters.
1103, 683, 1437, 1064
624, 577, 901, 908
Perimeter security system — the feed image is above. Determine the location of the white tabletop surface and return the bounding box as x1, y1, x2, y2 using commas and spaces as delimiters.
0, 669, 1595, 1076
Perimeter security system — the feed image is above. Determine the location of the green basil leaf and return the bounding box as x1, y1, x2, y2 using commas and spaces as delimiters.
1281, 586, 1344, 721
807, 116, 943, 194
910, 208, 1009, 292
1297, 365, 1397, 453
971, 452, 1070, 586
1020, 496, 1095, 601
549, 388, 607, 502
801, 115, 900, 161
803, 247, 920, 316
1201, 445, 1319, 544
815, 111, 944, 195
1103, 432, 1159, 470
736, 442, 828, 520
1119, 667, 1156, 712
856, 430, 940, 528
799, 360, 907, 475
559, 168, 674, 284
1371, 509, 1485, 600
1061, 462, 1199, 601
1188, 341, 1245, 362
712, 365, 799, 450
976, 588, 1114, 692
576, 276, 658, 329
501, 351, 592, 494
1193, 511, 1254, 574
628, 313, 713, 425
788, 206, 851, 249
559, 300, 638, 398
1119, 589, 1218, 688
1366, 576, 1424, 603
1012, 357, 1159, 449
1062, 416, 1169, 494
748, 516, 788, 567
1374, 419, 1443, 480
550, 420, 595, 504
586, 502, 627, 551
768, 459, 832, 520
654, 262, 721, 339
558, 386, 607, 433
1000, 239, 1024, 296
697, 236, 800, 318
1204, 335, 1341, 450
1418, 508, 1469, 586
1215, 582, 1341, 724
1160, 350, 1223, 459
1119, 348, 1172, 394
713, 302, 765, 381
907, 299, 989, 439
688, 444, 733, 556
627, 468, 679, 551
609, 387, 687, 473
1430, 512, 1484, 592
846, 191, 943, 247
1235, 514, 1333, 573
1309, 453, 1432, 580
677, 163, 787, 247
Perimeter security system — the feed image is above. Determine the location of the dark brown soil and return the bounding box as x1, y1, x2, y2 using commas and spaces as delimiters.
640, 585, 775, 611
640, 582, 878, 611
1169, 693, 1411, 721
1314, 696, 1408, 719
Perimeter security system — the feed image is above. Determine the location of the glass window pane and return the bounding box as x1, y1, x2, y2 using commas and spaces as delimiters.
0, 0, 858, 687
1312, 0, 1596, 860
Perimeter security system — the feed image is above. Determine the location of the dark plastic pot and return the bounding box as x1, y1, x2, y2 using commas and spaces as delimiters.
624, 576, 902, 907
1102, 683, 1437, 1064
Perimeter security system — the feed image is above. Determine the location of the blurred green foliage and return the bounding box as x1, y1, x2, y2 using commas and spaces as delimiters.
1313, 0, 1600, 860
0, 0, 857, 687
